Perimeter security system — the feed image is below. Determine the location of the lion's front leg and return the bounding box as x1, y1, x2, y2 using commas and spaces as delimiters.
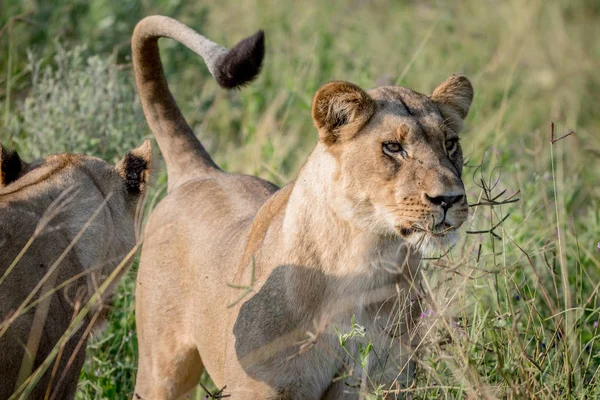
365, 308, 420, 399
322, 306, 420, 399
320, 332, 417, 399
321, 349, 416, 400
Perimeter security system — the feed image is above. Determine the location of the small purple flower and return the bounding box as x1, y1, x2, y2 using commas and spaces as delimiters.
594, 321, 598, 329
419, 309, 434, 319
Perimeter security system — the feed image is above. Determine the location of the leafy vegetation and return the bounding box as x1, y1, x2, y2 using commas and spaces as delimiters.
2, 0, 600, 398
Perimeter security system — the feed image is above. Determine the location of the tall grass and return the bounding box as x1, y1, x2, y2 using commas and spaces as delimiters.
1, 0, 599, 398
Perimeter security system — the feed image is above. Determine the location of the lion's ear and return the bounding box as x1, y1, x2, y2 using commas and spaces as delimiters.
312, 81, 376, 145
0, 143, 25, 187
431, 75, 473, 132
116, 140, 152, 195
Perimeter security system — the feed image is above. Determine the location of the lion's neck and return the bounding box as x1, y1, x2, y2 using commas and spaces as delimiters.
281, 144, 420, 279
270, 144, 422, 323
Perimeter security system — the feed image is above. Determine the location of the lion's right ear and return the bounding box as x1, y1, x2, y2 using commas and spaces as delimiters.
115, 140, 152, 195
431, 75, 473, 133
0, 143, 25, 187
312, 81, 376, 145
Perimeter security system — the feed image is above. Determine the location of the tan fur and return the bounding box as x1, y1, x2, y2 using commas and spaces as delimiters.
0, 142, 151, 400
131, 16, 473, 400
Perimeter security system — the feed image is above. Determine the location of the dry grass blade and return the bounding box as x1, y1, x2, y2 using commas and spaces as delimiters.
8, 243, 140, 400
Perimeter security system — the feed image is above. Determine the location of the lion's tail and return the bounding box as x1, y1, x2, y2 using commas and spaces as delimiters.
132, 16, 264, 191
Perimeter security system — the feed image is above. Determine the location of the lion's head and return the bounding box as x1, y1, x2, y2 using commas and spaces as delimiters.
312, 75, 473, 254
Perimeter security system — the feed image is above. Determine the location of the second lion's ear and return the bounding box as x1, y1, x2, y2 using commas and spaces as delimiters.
312, 81, 376, 145
431, 75, 474, 133
0, 143, 25, 187
115, 140, 152, 195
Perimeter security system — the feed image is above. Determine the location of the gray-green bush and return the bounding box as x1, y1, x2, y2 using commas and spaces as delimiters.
7, 43, 147, 162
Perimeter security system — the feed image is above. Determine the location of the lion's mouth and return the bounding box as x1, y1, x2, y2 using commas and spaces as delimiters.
398, 227, 415, 237
431, 222, 454, 236
397, 222, 455, 238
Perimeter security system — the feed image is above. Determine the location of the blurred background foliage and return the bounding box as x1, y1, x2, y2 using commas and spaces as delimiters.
2, 0, 600, 398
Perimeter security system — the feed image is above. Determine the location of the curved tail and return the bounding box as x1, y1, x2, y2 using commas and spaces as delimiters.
131, 15, 264, 191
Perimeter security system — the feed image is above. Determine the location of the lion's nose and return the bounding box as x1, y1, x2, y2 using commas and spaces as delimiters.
424, 194, 464, 210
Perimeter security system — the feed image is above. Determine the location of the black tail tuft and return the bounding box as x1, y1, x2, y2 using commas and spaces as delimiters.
215, 30, 265, 89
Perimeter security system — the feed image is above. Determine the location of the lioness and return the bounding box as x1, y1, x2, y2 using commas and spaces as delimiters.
132, 16, 472, 399
0, 141, 151, 399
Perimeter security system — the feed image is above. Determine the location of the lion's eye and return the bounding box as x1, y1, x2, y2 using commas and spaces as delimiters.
383, 142, 404, 156
445, 139, 459, 156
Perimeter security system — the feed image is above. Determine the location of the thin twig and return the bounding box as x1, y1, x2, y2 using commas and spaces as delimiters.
549, 121, 574, 144
199, 383, 230, 399
469, 197, 520, 208
466, 213, 511, 239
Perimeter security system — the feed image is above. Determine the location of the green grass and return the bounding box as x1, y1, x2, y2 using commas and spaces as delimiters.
2, 0, 600, 398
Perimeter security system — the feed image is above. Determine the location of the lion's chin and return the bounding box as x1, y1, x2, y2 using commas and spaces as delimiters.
398, 227, 460, 258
